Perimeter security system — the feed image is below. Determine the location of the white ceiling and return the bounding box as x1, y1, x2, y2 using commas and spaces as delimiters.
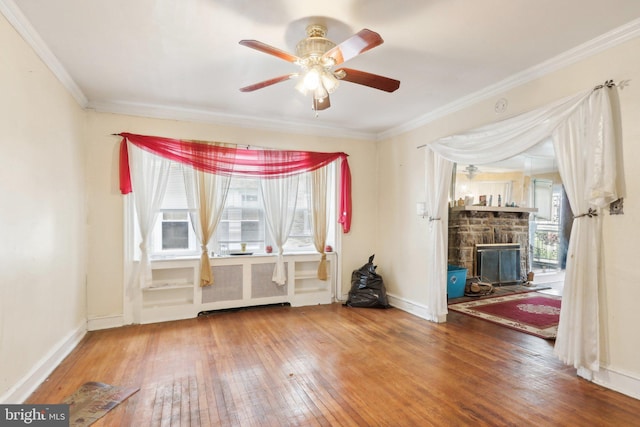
3, 0, 640, 142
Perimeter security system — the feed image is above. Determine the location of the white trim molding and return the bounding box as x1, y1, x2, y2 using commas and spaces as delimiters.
0, 323, 86, 404
87, 315, 125, 331
579, 365, 640, 400
0, 0, 88, 108
3, 0, 638, 141
386, 293, 447, 323
378, 18, 640, 140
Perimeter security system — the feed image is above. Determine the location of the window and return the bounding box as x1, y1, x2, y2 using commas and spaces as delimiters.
284, 172, 314, 251
144, 162, 336, 258
216, 177, 266, 253
148, 163, 198, 257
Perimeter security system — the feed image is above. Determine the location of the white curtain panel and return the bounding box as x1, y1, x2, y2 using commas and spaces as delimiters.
183, 165, 231, 286
128, 142, 171, 288
424, 148, 454, 322
427, 86, 623, 373
261, 175, 300, 285
310, 167, 329, 280
552, 88, 620, 371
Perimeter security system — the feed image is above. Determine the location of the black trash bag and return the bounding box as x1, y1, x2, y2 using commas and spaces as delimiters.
345, 254, 390, 308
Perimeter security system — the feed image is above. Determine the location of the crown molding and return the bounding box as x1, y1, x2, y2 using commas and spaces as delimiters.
88, 100, 376, 141
3, 0, 638, 142
0, 0, 88, 107
0, 0, 372, 140
378, 18, 640, 140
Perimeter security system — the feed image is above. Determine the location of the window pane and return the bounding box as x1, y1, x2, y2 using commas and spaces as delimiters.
289, 208, 312, 236
162, 222, 189, 249
241, 221, 262, 242
216, 177, 265, 250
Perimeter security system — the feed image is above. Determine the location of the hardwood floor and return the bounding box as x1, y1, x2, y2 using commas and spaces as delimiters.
27, 303, 639, 426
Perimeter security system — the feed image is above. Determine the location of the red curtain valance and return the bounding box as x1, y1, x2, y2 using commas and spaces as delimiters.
118, 132, 352, 233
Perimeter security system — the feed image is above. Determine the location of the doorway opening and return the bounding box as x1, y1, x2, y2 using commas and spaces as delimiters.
449, 140, 569, 296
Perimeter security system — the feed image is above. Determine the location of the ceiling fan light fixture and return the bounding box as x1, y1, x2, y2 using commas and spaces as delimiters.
294, 77, 308, 95
320, 71, 339, 93
304, 66, 322, 90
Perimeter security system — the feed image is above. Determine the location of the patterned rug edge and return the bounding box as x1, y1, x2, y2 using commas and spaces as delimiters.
447, 285, 552, 304
448, 292, 561, 339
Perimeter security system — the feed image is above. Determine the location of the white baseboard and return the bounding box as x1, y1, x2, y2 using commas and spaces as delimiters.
87, 314, 125, 331
386, 293, 447, 323
0, 322, 86, 404
589, 366, 640, 400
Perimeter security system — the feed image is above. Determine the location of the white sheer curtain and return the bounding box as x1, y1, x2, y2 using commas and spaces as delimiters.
261, 174, 299, 285
128, 143, 171, 288
183, 166, 231, 286
427, 85, 623, 373
431, 90, 592, 163
551, 88, 619, 371
424, 149, 454, 322
310, 167, 329, 280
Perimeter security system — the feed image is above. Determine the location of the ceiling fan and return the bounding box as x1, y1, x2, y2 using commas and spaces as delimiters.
239, 24, 400, 111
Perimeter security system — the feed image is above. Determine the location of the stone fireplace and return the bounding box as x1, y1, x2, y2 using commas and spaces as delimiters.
448, 206, 537, 283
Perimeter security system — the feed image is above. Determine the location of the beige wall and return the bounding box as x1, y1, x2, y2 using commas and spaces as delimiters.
0, 14, 86, 400
4, 4, 640, 402
84, 112, 379, 320
377, 36, 640, 383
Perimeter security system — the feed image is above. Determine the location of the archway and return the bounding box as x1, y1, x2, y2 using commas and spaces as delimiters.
422, 83, 624, 374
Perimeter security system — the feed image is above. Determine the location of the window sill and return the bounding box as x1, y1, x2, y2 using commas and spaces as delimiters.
150, 251, 335, 262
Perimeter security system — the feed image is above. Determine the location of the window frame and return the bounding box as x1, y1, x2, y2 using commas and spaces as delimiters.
132, 162, 337, 259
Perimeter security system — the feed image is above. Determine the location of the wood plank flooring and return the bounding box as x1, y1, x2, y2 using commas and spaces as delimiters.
26, 303, 640, 426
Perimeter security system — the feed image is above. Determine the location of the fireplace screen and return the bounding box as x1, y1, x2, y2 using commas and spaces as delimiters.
476, 243, 521, 285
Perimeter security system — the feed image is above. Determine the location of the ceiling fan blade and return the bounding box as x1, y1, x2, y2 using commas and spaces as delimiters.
336, 68, 400, 92
312, 95, 331, 111
239, 40, 300, 63
239, 74, 297, 92
322, 29, 384, 66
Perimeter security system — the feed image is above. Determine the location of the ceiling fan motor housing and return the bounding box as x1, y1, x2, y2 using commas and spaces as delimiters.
296, 24, 336, 67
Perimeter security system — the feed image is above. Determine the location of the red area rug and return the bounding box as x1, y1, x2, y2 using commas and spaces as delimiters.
448, 292, 561, 339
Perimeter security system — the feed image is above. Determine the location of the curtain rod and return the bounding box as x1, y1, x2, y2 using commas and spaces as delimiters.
111, 133, 255, 150
594, 79, 630, 91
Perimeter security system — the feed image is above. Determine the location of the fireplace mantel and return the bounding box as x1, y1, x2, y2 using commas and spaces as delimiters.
451, 206, 538, 214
